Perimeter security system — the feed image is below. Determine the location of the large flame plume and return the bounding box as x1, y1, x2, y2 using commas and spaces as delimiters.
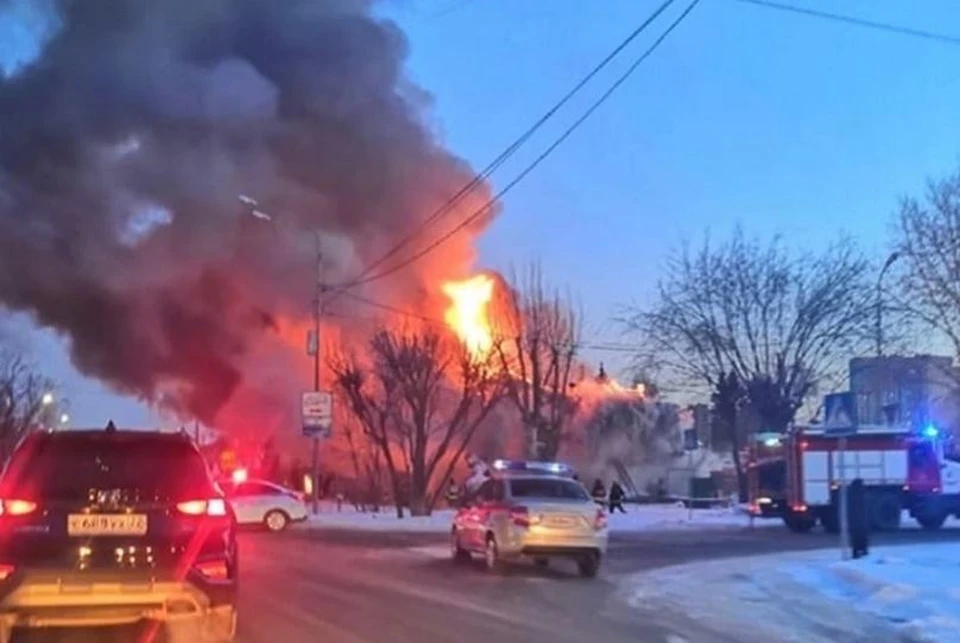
442, 274, 495, 358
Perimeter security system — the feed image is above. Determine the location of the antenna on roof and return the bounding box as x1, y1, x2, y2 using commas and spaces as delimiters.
105, 420, 117, 433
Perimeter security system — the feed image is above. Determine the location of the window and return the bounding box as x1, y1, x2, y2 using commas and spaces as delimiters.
5, 436, 211, 502
476, 480, 504, 503
233, 482, 284, 497
508, 478, 589, 501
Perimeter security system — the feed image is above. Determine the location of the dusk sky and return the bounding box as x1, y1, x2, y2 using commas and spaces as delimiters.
3, 0, 960, 427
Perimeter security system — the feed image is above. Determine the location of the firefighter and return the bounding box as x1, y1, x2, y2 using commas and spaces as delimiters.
847, 478, 869, 559
591, 479, 607, 506
609, 480, 627, 514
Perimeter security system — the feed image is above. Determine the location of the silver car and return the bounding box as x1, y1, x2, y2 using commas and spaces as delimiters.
450, 461, 608, 577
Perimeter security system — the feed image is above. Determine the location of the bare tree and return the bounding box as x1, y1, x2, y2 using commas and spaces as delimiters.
622, 230, 873, 474
330, 328, 504, 517
0, 349, 55, 462
894, 169, 960, 361
494, 266, 582, 460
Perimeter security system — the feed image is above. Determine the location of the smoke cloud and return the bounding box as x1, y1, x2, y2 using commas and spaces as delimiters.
0, 0, 496, 425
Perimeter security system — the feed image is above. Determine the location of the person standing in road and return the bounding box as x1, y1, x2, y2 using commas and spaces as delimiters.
608, 480, 627, 514
591, 479, 606, 506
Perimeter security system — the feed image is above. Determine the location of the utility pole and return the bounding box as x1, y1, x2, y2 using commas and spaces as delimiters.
310, 231, 324, 516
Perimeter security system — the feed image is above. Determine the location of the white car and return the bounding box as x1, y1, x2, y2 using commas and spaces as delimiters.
451, 460, 608, 577
220, 478, 308, 532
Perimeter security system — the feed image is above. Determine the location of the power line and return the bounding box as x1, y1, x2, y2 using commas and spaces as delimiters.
334, 291, 642, 353
327, 0, 682, 298
735, 0, 960, 47
348, 0, 702, 289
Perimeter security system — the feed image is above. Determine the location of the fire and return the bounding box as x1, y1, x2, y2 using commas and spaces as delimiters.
442, 274, 495, 357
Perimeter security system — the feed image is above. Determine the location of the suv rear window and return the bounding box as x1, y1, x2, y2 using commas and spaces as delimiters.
509, 478, 589, 501
4, 436, 211, 501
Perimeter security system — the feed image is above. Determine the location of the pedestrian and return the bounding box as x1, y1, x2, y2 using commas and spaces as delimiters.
608, 480, 627, 514
445, 479, 460, 508
848, 478, 869, 559
591, 479, 606, 506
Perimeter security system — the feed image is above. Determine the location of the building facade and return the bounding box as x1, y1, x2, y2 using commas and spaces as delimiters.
848, 355, 959, 430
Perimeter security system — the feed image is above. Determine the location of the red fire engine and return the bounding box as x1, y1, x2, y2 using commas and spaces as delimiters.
763, 423, 960, 533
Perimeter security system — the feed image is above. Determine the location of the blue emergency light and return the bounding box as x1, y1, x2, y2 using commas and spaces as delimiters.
491, 459, 573, 476
922, 424, 939, 439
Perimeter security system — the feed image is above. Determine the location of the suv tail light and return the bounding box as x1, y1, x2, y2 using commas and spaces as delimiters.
594, 508, 608, 531
510, 506, 533, 527
177, 499, 228, 517
0, 564, 15, 581
0, 499, 37, 517
194, 559, 229, 581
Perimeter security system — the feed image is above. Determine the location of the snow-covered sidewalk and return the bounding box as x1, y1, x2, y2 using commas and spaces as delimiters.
299, 502, 775, 533
625, 543, 960, 642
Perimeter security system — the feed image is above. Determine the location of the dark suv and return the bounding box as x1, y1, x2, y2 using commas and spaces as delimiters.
0, 425, 238, 642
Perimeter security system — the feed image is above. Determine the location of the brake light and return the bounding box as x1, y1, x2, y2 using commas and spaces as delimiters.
177, 499, 228, 517
0, 499, 37, 516
0, 564, 15, 581
594, 508, 608, 530
509, 506, 531, 527
194, 560, 229, 581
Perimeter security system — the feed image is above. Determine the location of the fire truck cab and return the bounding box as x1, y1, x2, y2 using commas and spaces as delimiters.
777, 423, 960, 532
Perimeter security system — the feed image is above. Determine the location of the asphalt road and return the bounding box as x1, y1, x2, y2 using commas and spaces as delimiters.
16, 524, 960, 642
231, 524, 960, 643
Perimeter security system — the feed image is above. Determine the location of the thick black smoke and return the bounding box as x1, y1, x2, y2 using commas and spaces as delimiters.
0, 0, 494, 424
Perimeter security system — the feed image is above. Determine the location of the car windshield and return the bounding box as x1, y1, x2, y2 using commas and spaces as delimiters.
4, 437, 210, 501
509, 478, 589, 501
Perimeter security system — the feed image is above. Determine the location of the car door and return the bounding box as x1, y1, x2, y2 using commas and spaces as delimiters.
457, 485, 485, 551
227, 483, 265, 524
474, 480, 505, 545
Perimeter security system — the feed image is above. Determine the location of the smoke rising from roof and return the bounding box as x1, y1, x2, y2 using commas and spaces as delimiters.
0, 0, 496, 424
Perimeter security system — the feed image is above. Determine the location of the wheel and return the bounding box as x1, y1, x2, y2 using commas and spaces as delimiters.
264, 509, 289, 533
783, 513, 815, 533
870, 494, 902, 532
916, 510, 947, 530
484, 535, 507, 575
533, 557, 549, 568
451, 530, 471, 564
577, 552, 601, 579
821, 512, 839, 534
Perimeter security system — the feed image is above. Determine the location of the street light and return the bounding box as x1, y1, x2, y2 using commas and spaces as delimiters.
59, 413, 69, 425
876, 251, 901, 357
41, 392, 54, 406
238, 194, 326, 515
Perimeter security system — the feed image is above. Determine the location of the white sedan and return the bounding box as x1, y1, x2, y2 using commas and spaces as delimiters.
219, 478, 308, 532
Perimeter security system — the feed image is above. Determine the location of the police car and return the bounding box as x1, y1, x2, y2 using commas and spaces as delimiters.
450, 460, 608, 577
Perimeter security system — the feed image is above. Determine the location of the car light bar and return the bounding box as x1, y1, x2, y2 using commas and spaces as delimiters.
491, 460, 574, 476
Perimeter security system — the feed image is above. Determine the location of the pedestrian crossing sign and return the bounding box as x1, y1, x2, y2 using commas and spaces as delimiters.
823, 392, 857, 433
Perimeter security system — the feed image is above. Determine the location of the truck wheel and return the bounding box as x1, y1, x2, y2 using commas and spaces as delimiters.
783, 513, 815, 533
820, 511, 839, 534
871, 493, 902, 531
916, 510, 947, 530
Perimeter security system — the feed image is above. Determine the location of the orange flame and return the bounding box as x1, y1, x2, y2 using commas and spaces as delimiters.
442, 274, 495, 357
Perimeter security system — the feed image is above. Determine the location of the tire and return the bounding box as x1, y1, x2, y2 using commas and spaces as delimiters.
870, 494, 902, 532
577, 552, 601, 579
264, 509, 289, 533
783, 513, 815, 533
451, 530, 471, 565
821, 512, 839, 534
916, 510, 947, 530
484, 535, 507, 575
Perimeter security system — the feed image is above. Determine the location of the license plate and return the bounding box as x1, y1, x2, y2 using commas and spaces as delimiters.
544, 516, 576, 528
68, 514, 148, 536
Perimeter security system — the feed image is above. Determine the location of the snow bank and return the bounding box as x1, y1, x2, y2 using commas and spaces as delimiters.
299, 502, 770, 534
785, 544, 960, 642
624, 544, 960, 642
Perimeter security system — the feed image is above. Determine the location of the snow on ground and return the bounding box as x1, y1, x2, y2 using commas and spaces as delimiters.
299, 501, 776, 533
624, 543, 960, 643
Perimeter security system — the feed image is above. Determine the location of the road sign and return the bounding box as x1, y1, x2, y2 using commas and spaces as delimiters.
301, 391, 332, 438
823, 392, 857, 434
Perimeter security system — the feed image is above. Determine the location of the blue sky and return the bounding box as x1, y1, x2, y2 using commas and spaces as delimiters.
5, 0, 960, 426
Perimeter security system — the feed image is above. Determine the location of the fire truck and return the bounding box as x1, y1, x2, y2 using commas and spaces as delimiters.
768, 422, 960, 533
